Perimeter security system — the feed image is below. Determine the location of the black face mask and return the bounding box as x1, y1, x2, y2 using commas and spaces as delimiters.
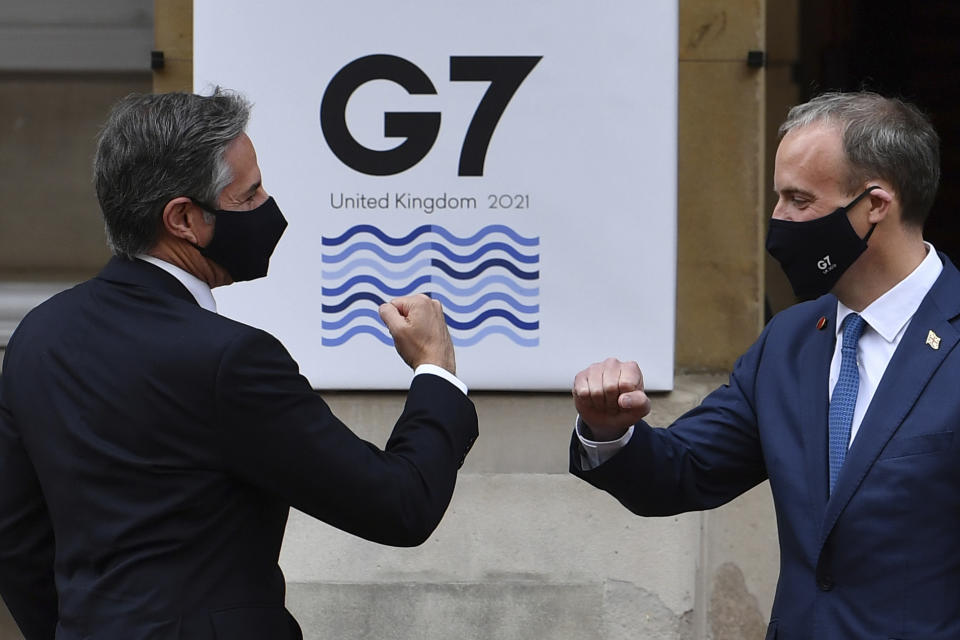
193, 196, 288, 282
765, 187, 878, 299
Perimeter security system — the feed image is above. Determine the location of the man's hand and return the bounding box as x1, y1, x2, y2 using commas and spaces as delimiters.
572, 358, 651, 441
380, 294, 456, 374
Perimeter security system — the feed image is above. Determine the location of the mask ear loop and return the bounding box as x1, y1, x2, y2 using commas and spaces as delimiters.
186, 197, 218, 251
189, 197, 218, 215
847, 185, 881, 242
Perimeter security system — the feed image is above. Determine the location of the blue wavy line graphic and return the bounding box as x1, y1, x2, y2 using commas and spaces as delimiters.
322, 240, 538, 265
323, 291, 386, 313
321, 224, 540, 349
441, 242, 538, 264
322, 258, 431, 280
323, 275, 432, 298
321, 325, 394, 347
430, 291, 539, 314
321, 308, 383, 331
323, 274, 539, 298
323, 224, 538, 247
321, 323, 539, 348
323, 307, 537, 332
428, 275, 538, 297
431, 258, 538, 280
323, 241, 431, 265
450, 326, 540, 347
444, 309, 539, 331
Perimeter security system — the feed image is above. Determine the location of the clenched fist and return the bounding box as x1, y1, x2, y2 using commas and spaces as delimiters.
379, 294, 456, 374
572, 358, 651, 441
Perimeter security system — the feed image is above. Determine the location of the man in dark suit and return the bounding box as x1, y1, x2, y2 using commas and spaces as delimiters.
0, 90, 477, 639
569, 91, 957, 639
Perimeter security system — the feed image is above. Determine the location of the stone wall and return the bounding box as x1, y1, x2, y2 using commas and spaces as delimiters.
276, 380, 778, 639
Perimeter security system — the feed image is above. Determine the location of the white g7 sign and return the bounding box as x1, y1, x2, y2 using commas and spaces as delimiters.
196, 0, 678, 390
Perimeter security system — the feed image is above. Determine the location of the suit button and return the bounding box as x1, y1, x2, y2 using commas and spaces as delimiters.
818, 576, 835, 591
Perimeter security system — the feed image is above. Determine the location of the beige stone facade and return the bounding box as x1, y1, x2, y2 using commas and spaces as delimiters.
0, 1, 800, 637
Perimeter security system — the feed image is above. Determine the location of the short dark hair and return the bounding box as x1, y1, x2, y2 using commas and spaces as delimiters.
779, 91, 940, 227
93, 89, 252, 257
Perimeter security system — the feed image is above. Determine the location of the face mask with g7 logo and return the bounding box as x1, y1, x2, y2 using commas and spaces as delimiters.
765, 187, 878, 299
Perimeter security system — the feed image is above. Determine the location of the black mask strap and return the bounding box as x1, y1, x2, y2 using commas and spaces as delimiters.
843, 185, 879, 211
186, 197, 218, 250
848, 185, 880, 243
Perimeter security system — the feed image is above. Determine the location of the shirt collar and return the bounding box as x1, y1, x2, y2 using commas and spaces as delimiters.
836, 242, 942, 343
135, 254, 218, 313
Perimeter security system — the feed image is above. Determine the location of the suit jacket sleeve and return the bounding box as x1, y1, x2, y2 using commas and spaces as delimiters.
213, 329, 478, 547
570, 321, 773, 516
0, 382, 58, 640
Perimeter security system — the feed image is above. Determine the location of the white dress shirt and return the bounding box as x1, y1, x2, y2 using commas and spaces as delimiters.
577, 243, 943, 468
830, 242, 941, 445
137, 254, 218, 313
134, 255, 468, 394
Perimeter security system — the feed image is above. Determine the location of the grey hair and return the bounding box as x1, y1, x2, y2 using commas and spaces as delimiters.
779, 91, 940, 227
93, 89, 252, 257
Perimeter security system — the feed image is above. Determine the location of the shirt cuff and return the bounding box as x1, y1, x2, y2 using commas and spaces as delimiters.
414, 364, 468, 395
575, 416, 634, 470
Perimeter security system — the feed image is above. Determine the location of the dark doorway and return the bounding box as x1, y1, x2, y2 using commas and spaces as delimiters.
797, 0, 960, 264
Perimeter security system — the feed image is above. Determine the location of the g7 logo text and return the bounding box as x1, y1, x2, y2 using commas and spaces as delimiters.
320, 54, 542, 177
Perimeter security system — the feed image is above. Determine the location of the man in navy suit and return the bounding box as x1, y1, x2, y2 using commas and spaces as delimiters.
0, 90, 477, 639
570, 92, 957, 638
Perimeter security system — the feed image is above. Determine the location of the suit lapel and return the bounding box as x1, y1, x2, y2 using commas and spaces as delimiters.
797, 297, 838, 517
818, 255, 960, 547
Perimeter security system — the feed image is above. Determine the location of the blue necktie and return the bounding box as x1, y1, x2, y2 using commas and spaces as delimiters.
828, 313, 866, 494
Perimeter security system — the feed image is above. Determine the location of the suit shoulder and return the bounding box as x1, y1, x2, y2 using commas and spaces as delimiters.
765, 296, 834, 335
5, 281, 89, 342
175, 310, 293, 375
728, 296, 834, 374
194, 311, 293, 369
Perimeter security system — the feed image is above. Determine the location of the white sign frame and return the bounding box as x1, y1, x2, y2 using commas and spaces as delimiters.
195, 1, 678, 391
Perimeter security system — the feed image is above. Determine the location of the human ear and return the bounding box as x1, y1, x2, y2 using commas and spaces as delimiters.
161, 197, 208, 245
864, 185, 894, 224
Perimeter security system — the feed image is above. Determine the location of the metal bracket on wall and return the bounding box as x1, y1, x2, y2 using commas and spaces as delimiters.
151, 50, 165, 71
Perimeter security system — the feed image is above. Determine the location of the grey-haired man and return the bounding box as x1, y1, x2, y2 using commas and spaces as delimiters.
0, 90, 477, 639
